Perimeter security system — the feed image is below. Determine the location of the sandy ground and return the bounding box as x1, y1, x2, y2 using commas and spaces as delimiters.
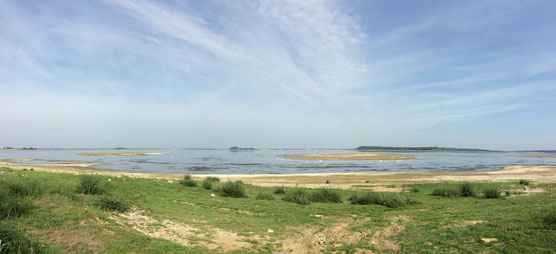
512, 154, 556, 158
278, 153, 415, 160
2, 159, 555, 189
77, 152, 169, 156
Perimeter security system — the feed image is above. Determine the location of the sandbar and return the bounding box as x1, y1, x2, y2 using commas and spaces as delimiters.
78, 152, 169, 156
278, 153, 415, 160
512, 154, 556, 158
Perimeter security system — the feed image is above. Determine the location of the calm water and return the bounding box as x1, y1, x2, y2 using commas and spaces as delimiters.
1, 149, 555, 174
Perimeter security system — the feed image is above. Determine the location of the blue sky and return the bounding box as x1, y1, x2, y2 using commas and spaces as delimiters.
1, 0, 555, 150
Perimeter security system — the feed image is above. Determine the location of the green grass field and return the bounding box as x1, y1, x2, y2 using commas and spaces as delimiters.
0, 167, 555, 253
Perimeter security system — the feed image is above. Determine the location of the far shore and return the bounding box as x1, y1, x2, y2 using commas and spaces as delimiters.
278, 153, 415, 160
1, 159, 555, 190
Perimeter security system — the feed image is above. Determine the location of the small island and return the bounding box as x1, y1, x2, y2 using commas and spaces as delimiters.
278, 153, 415, 160
356, 146, 495, 152
228, 146, 257, 151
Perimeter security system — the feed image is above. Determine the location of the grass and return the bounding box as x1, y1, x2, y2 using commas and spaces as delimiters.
483, 186, 501, 198
94, 196, 130, 213
519, 179, 531, 185
216, 181, 247, 198
179, 175, 197, 187
204, 177, 220, 182
201, 180, 212, 190
0, 222, 47, 253
309, 189, 342, 203
0, 167, 555, 253
255, 193, 275, 200
76, 175, 104, 195
432, 182, 477, 197
348, 192, 414, 208
273, 186, 286, 195
282, 189, 310, 205
0, 189, 32, 219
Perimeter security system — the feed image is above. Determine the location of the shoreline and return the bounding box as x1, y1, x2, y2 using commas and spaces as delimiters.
2, 159, 555, 189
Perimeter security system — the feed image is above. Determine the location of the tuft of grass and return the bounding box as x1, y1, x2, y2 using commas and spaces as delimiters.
483, 186, 501, 198
519, 179, 531, 185
201, 180, 212, 190
459, 182, 475, 197
0, 222, 47, 253
505, 191, 511, 197
205, 177, 220, 182
349, 192, 413, 208
282, 189, 310, 205
6, 181, 43, 197
0, 189, 32, 219
540, 210, 556, 229
216, 181, 247, 198
273, 186, 286, 195
410, 187, 420, 193
309, 189, 342, 203
179, 175, 197, 187
76, 175, 104, 195
432, 188, 459, 197
255, 193, 275, 200
94, 196, 130, 213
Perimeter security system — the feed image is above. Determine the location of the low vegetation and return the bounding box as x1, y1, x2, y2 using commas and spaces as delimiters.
0, 167, 555, 253
216, 181, 247, 198
179, 175, 197, 187
94, 196, 130, 213
348, 192, 414, 208
201, 180, 212, 190
255, 192, 275, 200
483, 186, 502, 198
76, 175, 104, 195
519, 179, 531, 185
204, 176, 220, 182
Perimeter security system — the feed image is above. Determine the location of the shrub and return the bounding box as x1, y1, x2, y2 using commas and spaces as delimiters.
0, 222, 47, 253
410, 187, 420, 193
273, 186, 286, 195
216, 181, 247, 198
282, 189, 310, 205
0, 189, 32, 219
519, 179, 530, 185
202, 180, 212, 190
505, 191, 511, 197
483, 186, 501, 198
6, 181, 43, 197
309, 189, 342, 203
76, 175, 104, 195
205, 177, 220, 182
179, 175, 197, 187
459, 182, 475, 197
350, 192, 412, 208
540, 210, 556, 229
94, 196, 130, 213
325, 180, 330, 184
432, 188, 459, 197
255, 193, 275, 200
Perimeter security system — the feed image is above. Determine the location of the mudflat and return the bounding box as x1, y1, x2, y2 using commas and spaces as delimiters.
278, 153, 415, 160
77, 152, 169, 156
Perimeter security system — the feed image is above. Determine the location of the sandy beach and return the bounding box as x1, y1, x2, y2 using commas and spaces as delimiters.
2, 158, 555, 190
278, 153, 416, 160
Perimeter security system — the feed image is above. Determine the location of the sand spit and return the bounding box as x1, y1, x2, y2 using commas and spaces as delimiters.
77, 152, 169, 156
1, 159, 555, 187
278, 153, 416, 160
512, 154, 556, 158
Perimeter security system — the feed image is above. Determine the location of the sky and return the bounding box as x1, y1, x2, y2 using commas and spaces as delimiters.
1, 0, 555, 150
